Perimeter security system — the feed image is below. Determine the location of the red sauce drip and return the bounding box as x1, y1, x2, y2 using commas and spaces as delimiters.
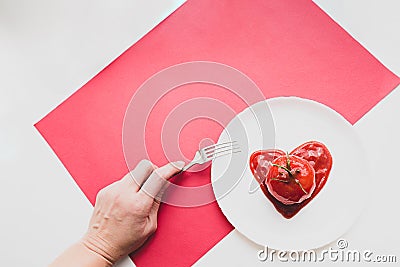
249, 141, 332, 219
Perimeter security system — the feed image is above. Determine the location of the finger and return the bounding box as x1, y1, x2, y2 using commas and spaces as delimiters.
139, 161, 185, 202
149, 183, 168, 215
121, 159, 156, 191
154, 180, 171, 204
149, 202, 159, 220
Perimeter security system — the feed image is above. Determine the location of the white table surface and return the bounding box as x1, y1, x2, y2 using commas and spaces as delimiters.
1, 1, 399, 266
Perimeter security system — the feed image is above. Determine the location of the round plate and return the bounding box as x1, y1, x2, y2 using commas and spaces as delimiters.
211, 97, 370, 250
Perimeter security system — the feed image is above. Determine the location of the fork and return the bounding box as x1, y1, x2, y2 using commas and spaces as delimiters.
180, 141, 241, 172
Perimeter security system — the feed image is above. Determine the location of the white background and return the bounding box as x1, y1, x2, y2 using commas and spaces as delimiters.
0, 0, 399, 266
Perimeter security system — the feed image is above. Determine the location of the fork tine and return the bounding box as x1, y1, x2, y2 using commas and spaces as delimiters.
205, 145, 241, 157
204, 142, 239, 154
206, 146, 241, 158
203, 141, 237, 151
208, 149, 242, 160
205, 142, 240, 154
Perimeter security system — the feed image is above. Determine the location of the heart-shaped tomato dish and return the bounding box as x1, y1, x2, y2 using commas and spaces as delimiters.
249, 141, 332, 219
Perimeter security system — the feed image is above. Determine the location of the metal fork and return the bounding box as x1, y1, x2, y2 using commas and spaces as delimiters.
181, 141, 241, 172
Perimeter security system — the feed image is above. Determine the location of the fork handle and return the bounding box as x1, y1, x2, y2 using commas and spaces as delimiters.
181, 161, 197, 172
168, 163, 190, 178
170, 160, 199, 178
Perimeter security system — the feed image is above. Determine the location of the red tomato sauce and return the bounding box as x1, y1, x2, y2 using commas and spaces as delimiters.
249, 141, 332, 219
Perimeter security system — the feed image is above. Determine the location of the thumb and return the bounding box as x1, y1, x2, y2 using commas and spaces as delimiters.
140, 161, 185, 202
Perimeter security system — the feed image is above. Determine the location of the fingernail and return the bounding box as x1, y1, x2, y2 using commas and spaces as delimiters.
172, 161, 185, 170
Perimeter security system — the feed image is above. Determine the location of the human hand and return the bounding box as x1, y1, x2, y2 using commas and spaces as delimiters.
81, 160, 184, 265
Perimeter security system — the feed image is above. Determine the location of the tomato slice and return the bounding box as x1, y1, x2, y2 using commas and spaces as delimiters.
290, 141, 332, 197
249, 149, 285, 184
266, 155, 316, 205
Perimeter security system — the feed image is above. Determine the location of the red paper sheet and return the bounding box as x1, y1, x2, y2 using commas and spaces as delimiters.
35, 0, 399, 266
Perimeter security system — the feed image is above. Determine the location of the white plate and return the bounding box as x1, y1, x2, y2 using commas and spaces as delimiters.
211, 97, 370, 251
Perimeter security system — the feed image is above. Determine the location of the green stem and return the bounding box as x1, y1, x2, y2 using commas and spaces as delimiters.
271, 163, 292, 176
294, 178, 307, 194
286, 151, 291, 170
271, 157, 308, 194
